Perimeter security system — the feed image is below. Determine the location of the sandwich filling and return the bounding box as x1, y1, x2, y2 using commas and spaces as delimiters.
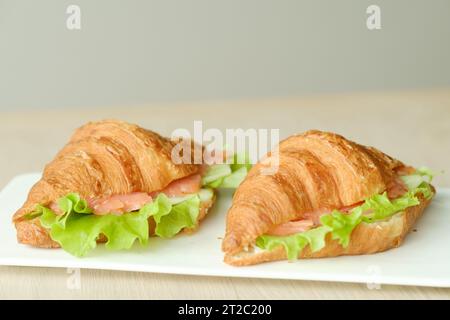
255, 167, 435, 260
25, 155, 251, 257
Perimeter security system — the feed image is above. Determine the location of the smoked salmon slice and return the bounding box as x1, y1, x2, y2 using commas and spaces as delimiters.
151, 174, 202, 198
89, 192, 152, 215
90, 174, 202, 215
267, 219, 314, 236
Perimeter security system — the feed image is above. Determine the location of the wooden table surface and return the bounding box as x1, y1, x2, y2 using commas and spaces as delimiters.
1, 89, 449, 299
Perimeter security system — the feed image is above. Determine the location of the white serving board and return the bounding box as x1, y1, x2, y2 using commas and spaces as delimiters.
1, 173, 449, 287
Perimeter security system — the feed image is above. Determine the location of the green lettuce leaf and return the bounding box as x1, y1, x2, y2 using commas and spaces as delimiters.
256, 226, 331, 260
299, 225, 331, 252
47, 208, 150, 257
400, 166, 434, 190
320, 210, 362, 247
230, 152, 253, 172
220, 167, 249, 188
256, 171, 434, 260
201, 164, 231, 187
154, 195, 200, 238
414, 181, 434, 200
33, 190, 207, 257
256, 232, 309, 260
201, 152, 252, 188
359, 191, 420, 223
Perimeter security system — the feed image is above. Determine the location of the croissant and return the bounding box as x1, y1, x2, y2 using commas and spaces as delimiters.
222, 130, 435, 266
13, 120, 216, 252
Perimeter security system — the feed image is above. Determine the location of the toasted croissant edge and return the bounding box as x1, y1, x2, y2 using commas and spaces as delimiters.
15, 193, 217, 249
224, 187, 434, 266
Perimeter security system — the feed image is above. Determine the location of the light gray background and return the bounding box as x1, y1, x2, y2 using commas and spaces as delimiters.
0, 0, 449, 110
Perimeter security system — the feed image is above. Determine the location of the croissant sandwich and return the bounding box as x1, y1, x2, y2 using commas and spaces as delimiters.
222, 130, 435, 266
13, 120, 248, 257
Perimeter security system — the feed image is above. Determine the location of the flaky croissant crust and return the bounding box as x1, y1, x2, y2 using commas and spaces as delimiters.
222, 130, 406, 255
13, 119, 199, 223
